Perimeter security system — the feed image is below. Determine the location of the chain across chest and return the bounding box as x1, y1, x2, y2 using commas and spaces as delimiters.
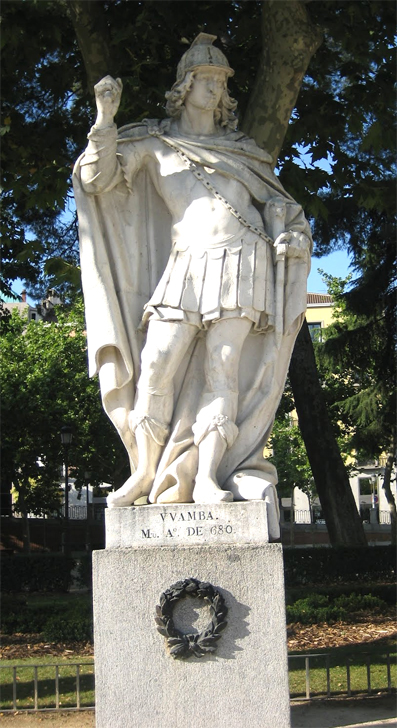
150, 133, 274, 247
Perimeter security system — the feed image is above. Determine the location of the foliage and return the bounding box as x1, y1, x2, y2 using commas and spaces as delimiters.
280, 1, 396, 495
279, 1, 396, 236
1, 0, 263, 298
0, 301, 129, 519
1, 591, 92, 642
2, 1, 395, 297
316, 274, 396, 465
269, 414, 316, 502
283, 545, 396, 587
0, 554, 75, 593
43, 615, 92, 642
286, 592, 387, 625
314, 272, 396, 542
1, 0, 86, 297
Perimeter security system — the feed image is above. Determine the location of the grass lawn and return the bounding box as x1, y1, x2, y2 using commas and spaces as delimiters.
0, 658, 95, 711
1, 643, 395, 710
289, 638, 396, 699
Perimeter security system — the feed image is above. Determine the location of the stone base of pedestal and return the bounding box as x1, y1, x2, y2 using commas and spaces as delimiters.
93, 539, 290, 728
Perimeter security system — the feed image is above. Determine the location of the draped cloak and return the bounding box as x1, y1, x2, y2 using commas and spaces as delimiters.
73, 121, 312, 531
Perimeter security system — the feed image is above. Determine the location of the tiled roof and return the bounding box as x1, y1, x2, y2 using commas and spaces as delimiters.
307, 292, 333, 305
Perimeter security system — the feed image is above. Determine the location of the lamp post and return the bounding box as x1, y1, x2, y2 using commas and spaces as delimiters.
84, 470, 92, 552
60, 425, 73, 555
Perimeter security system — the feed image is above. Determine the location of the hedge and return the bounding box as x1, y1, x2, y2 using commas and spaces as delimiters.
1, 545, 395, 594
1, 593, 93, 642
283, 545, 396, 587
286, 592, 389, 625
0, 553, 75, 593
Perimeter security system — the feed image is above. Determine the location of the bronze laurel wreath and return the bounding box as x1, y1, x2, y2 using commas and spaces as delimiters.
155, 577, 228, 659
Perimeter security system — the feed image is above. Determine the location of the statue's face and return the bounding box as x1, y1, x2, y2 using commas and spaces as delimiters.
185, 69, 227, 113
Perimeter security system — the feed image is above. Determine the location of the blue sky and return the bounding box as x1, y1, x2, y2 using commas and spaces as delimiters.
307, 248, 353, 293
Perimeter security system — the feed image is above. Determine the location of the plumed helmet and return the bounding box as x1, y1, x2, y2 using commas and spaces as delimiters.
176, 33, 234, 82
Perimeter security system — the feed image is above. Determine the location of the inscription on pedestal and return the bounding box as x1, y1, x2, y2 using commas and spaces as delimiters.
142, 509, 233, 541
105, 501, 270, 548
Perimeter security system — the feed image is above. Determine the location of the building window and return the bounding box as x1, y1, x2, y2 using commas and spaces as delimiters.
308, 322, 322, 342
30, 313, 36, 321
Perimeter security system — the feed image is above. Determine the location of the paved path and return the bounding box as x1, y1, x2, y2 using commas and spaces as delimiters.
291, 695, 397, 728
0, 695, 395, 727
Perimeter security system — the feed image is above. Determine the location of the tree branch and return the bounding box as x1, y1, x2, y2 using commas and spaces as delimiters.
242, 0, 323, 165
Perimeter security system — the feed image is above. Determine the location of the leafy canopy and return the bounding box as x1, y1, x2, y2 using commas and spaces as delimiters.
0, 302, 129, 516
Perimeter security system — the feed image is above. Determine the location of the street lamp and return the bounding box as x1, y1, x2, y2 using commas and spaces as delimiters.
84, 470, 92, 552
60, 425, 73, 555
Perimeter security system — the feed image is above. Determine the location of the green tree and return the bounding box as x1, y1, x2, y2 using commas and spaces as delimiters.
3, 0, 395, 544
316, 274, 396, 541
269, 415, 316, 543
270, 419, 315, 502
0, 302, 129, 551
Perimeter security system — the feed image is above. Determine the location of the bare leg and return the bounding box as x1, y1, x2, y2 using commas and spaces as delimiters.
193, 317, 252, 503
107, 320, 197, 507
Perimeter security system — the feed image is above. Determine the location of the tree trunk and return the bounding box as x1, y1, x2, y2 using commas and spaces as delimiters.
289, 320, 367, 546
68, 0, 113, 93
382, 451, 397, 545
242, 0, 323, 165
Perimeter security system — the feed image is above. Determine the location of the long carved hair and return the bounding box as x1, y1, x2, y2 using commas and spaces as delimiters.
165, 71, 238, 130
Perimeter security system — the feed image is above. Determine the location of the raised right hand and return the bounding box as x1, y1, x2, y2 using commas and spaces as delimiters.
94, 75, 123, 128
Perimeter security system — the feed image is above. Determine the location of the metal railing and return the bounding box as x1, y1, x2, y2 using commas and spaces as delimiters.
293, 509, 312, 524
0, 652, 394, 712
0, 662, 94, 713
59, 504, 106, 521
289, 651, 394, 701
280, 508, 393, 527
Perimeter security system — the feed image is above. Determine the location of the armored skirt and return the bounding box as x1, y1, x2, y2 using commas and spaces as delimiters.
142, 228, 275, 332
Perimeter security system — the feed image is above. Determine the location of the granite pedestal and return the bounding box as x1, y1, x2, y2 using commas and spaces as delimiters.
93, 501, 290, 728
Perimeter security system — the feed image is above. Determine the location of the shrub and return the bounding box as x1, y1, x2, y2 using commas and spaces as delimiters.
43, 616, 92, 642
283, 545, 396, 587
1, 594, 93, 642
1, 604, 57, 634
286, 591, 388, 624
0, 554, 75, 592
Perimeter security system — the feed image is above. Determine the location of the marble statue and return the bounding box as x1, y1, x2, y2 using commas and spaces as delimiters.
73, 34, 312, 513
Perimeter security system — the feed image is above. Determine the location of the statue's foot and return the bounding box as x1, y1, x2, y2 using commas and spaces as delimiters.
107, 473, 153, 508
193, 477, 233, 504
156, 481, 194, 504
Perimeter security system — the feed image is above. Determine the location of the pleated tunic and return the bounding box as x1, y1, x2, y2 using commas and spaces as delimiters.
142, 226, 275, 332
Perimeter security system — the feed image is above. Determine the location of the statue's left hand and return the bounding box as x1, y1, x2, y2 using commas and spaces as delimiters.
276, 232, 311, 259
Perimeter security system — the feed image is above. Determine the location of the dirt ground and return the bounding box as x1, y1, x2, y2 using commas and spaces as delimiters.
0, 712, 94, 727
1, 614, 396, 661
0, 695, 396, 727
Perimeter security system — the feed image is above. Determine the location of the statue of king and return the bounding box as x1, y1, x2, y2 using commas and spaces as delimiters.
73, 33, 312, 522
